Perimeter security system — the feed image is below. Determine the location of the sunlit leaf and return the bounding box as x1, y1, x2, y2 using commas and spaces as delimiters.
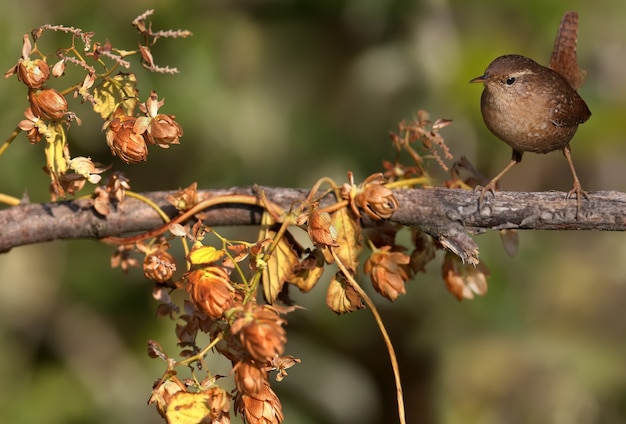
93, 72, 138, 119
262, 232, 299, 304
166, 392, 211, 424
258, 212, 300, 304
330, 207, 363, 272
187, 245, 225, 265
43, 122, 69, 198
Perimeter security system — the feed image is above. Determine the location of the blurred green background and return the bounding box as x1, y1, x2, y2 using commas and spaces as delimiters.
2, 0, 626, 423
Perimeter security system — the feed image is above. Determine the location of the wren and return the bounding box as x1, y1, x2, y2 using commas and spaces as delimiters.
470, 12, 591, 216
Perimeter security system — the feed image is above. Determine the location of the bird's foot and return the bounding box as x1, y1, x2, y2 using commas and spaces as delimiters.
566, 181, 588, 219
475, 180, 498, 209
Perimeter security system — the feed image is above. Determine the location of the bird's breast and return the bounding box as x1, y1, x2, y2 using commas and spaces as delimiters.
480, 88, 579, 153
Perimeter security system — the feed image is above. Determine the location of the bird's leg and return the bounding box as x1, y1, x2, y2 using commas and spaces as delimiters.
563, 144, 588, 218
478, 149, 523, 206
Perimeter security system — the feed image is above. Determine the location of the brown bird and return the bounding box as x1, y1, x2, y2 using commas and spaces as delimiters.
470, 11, 591, 216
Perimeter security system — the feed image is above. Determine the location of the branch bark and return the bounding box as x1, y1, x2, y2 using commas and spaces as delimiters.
1, 187, 625, 262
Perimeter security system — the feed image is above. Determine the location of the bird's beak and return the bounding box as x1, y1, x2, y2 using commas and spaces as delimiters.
469, 74, 487, 83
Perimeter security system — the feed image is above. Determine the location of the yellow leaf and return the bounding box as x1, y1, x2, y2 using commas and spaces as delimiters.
43, 122, 68, 198
188, 245, 225, 265
330, 207, 363, 273
93, 72, 138, 119
258, 211, 300, 303
166, 392, 211, 424
263, 232, 299, 303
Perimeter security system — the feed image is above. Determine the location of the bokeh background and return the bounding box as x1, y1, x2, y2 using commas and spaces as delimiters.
1, 0, 626, 423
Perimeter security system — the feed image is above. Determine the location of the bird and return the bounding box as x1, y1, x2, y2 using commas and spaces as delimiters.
470, 11, 591, 217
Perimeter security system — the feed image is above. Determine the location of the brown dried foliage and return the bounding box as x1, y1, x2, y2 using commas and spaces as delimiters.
0, 9, 503, 424
102, 107, 489, 423
3, 9, 187, 199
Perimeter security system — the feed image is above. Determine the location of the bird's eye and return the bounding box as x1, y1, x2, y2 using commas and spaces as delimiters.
505, 77, 516, 85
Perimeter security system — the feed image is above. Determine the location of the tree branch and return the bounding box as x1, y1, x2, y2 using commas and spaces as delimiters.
1, 187, 625, 263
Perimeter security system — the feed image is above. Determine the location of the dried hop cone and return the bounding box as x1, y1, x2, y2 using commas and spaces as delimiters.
5, 34, 49, 89
234, 382, 283, 424
364, 246, 412, 301
186, 267, 235, 319
28, 88, 67, 120
17, 58, 50, 89
234, 358, 268, 396
231, 306, 287, 364
343, 173, 398, 220
135, 90, 183, 147
143, 250, 176, 283
307, 209, 338, 247
104, 114, 148, 163
357, 182, 398, 220
144, 113, 183, 147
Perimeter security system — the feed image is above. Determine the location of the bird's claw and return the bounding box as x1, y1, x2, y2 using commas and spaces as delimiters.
566, 181, 588, 219
475, 182, 498, 208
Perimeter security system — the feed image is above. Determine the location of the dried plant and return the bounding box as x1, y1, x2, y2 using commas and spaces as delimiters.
2, 9, 190, 200
0, 10, 495, 424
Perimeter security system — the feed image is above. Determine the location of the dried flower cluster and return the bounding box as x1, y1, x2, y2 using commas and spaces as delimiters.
103, 90, 183, 163
142, 237, 295, 424
100, 109, 496, 423
4, 10, 189, 199
0, 9, 500, 424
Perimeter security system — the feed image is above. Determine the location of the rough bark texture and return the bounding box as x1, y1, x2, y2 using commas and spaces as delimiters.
1, 187, 625, 263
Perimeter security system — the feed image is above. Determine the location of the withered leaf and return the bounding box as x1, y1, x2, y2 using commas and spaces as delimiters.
330, 207, 363, 273
262, 234, 299, 304
226, 243, 251, 262
289, 248, 325, 293
499, 229, 519, 257
326, 272, 363, 314
258, 212, 300, 304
